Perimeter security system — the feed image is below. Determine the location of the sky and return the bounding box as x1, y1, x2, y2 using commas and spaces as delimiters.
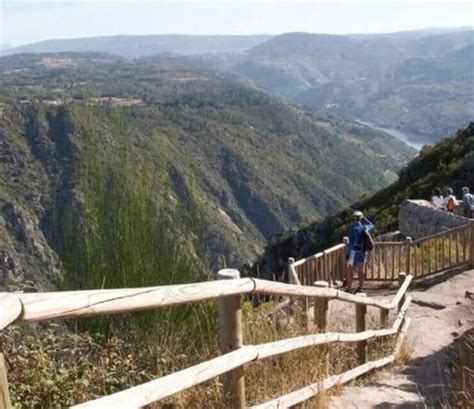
1, 1, 473, 47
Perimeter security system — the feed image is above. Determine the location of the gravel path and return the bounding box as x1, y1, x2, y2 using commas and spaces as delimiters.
330, 269, 474, 409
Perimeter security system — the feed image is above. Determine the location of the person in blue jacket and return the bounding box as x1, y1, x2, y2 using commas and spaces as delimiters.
346, 210, 374, 293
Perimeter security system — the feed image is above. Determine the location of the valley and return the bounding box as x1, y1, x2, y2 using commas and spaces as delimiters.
4, 28, 473, 144
1, 6, 473, 407
0, 53, 414, 291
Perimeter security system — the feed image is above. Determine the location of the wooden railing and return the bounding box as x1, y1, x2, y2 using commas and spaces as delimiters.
292, 220, 474, 284
0, 272, 413, 408
290, 242, 348, 286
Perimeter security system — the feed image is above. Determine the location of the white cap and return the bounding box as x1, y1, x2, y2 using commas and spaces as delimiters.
353, 210, 363, 218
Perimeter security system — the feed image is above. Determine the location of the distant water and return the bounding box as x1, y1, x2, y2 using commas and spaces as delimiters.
356, 120, 425, 151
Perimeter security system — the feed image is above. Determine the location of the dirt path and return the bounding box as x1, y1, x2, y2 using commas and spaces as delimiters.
330, 269, 474, 409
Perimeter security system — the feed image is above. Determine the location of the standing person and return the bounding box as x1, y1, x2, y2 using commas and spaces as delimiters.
462, 187, 474, 218
431, 187, 444, 210
444, 187, 459, 213
346, 211, 374, 293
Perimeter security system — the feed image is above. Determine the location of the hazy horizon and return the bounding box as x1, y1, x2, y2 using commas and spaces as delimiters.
1, 1, 473, 47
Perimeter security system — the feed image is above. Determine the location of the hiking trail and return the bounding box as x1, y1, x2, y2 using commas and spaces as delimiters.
330, 268, 474, 408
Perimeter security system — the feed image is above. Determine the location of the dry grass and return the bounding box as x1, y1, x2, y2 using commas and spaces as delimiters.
447, 329, 474, 408
2, 298, 408, 408
396, 338, 415, 365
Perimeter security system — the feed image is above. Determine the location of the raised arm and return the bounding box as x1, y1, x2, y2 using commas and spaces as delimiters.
363, 218, 374, 232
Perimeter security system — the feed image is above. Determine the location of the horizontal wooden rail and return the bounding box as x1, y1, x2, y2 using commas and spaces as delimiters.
252, 356, 395, 409
0, 272, 414, 409
73, 297, 411, 408
0, 294, 22, 331
412, 224, 470, 244
292, 252, 324, 268
5, 279, 256, 326
293, 244, 345, 267
1, 276, 415, 328
373, 241, 405, 246
256, 296, 411, 360
391, 275, 413, 308
251, 317, 411, 409
0, 273, 413, 407
73, 346, 259, 408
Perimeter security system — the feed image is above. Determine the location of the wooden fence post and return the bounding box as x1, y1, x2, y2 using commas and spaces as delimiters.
287, 258, 300, 285
397, 272, 407, 312
288, 257, 307, 328
313, 281, 329, 331
470, 220, 474, 268
314, 281, 330, 375
0, 353, 12, 409
355, 294, 367, 365
405, 237, 412, 276
216, 269, 245, 409
343, 237, 349, 284
380, 309, 389, 328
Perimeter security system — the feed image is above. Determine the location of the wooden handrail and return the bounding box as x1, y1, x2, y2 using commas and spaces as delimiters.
0, 274, 413, 408
251, 317, 411, 409
2, 276, 412, 327
373, 241, 405, 246
0, 294, 22, 331
252, 356, 395, 409
412, 224, 470, 244
72, 346, 259, 408
293, 252, 324, 267
256, 296, 411, 360
391, 274, 413, 309
7, 278, 256, 325
72, 296, 412, 408
293, 243, 345, 267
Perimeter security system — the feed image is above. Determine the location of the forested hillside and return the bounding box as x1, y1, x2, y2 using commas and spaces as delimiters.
0, 53, 414, 291
255, 123, 474, 279
197, 29, 473, 144
5, 29, 473, 144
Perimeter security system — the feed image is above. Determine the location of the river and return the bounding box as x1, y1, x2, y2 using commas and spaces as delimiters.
356, 120, 425, 151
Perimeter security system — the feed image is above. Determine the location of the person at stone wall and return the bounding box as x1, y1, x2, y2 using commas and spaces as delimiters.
462, 187, 474, 218
444, 187, 459, 213
431, 187, 444, 210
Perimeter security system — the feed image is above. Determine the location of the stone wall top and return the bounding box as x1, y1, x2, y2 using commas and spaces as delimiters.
399, 199, 469, 239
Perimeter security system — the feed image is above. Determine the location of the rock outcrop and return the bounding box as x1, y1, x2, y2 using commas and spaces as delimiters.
399, 200, 469, 239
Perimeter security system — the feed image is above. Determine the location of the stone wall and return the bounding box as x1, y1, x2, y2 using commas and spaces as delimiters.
399, 200, 469, 239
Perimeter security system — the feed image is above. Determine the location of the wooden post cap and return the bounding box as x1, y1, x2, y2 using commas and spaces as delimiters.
0, 293, 22, 331
217, 269, 240, 280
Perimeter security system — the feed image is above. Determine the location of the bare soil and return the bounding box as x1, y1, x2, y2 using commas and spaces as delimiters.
330, 268, 474, 408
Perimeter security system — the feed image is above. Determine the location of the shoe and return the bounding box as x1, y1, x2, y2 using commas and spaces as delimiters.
354, 287, 363, 293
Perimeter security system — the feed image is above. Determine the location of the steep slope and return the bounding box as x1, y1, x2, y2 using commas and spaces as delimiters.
0, 53, 414, 289
255, 123, 474, 279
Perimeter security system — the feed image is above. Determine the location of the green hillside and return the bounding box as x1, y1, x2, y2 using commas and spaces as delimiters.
0, 53, 414, 290
4, 29, 472, 144
255, 123, 474, 279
